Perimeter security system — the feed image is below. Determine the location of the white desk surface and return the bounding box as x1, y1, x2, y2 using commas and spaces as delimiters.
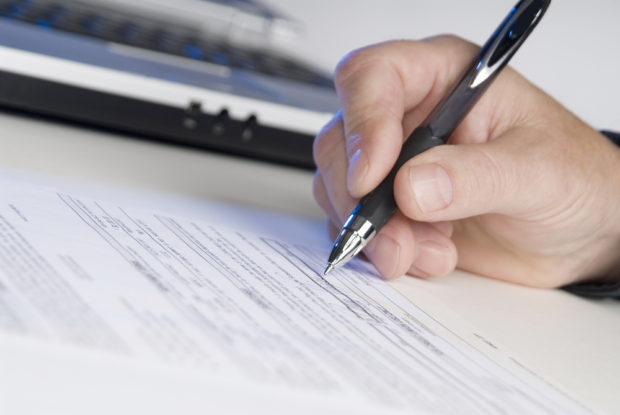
1, 0, 619, 413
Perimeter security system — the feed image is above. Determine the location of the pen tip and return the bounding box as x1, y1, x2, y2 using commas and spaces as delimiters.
323, 264, 334, 276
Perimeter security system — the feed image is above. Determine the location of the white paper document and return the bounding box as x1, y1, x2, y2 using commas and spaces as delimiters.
0, 172, 592, 414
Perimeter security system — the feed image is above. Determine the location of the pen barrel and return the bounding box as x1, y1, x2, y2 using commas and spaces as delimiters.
355, 126, 444, 231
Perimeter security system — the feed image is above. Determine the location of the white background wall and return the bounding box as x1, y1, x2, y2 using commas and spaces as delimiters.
267, 0, 620, 131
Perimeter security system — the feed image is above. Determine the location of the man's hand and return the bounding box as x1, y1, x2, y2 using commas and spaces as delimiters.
313, 36, 620, 287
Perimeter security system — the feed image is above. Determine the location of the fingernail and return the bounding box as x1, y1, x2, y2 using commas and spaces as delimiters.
409, 164, 452, 213
347, 148, 368, 194
366, 233, 400, 279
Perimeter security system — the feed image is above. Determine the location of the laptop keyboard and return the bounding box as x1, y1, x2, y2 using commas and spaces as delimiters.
0, 0, 334, 88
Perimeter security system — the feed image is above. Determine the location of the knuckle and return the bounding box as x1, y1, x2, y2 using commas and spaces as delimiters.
334, 48, 368, 86
334, 45, 388, 90
312, 172, 324, 202
334, 40, 408, 87
313, 115, 344, 172
312, 130, 338, 173
312, 174, 334, 218
424, 33, 469, 48
432, 33, 463, 43
312, 134, 329, 172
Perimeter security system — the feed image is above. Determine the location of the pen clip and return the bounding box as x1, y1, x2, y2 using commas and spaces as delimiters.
469, 0, 550, 88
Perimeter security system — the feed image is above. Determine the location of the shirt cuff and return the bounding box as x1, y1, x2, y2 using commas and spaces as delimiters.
600, 130, 620, 146
563, 281, 620, 299
562, 130, 620, 299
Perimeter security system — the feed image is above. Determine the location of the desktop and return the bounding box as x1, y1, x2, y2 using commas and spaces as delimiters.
0, 0, 619, 414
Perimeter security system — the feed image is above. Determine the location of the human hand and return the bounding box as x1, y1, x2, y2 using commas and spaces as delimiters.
313, 36, 620, 287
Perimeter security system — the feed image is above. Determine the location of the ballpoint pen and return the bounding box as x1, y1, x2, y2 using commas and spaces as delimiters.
324, 0, 551, 276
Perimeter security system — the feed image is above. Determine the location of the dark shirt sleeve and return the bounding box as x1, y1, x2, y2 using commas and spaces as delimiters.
564, 281, 620, 299
600, 130, 620, 146
563, 130, 620, 299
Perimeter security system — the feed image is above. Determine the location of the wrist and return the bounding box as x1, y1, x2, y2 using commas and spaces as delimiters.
602, 130, 620, 282
601, 130, 620, 236
592, 130, 620, 281
564, 130, 620, 296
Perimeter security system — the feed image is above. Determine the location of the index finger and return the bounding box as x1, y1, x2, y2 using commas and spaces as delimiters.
334, 36, 478, 198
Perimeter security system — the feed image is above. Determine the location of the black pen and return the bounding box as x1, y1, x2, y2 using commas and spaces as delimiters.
324, 0, 551, 275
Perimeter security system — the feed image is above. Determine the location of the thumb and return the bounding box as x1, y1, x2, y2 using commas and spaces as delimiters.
393, 131, 554, 222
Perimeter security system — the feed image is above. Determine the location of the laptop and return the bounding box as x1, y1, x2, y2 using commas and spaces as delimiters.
0, 0, 339, 168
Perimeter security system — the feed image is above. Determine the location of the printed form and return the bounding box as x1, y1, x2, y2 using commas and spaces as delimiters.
0, 172, 591, 414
